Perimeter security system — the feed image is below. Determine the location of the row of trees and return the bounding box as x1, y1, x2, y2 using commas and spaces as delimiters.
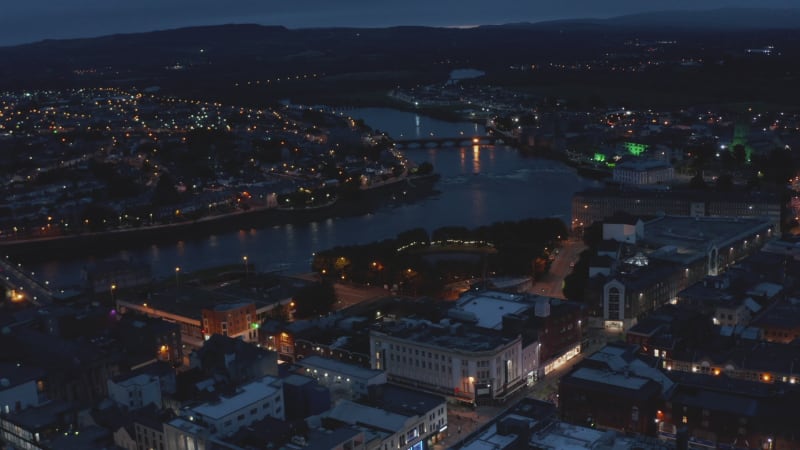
311, 218, 568, 296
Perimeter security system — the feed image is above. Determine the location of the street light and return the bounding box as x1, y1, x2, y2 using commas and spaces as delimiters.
243, 256, 248, 276
175, 267, 181, 287
110, 283, 117, 302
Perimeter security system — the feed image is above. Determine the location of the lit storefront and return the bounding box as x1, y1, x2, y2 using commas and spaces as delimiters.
543, 343, 581, 376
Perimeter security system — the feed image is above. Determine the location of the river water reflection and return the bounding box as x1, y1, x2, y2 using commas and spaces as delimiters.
31, 108, 600, 286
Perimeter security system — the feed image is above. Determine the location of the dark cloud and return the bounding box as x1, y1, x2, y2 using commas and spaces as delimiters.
1, 0, 797, 46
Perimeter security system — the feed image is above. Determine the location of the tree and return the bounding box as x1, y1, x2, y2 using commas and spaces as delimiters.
431, 226, 472, 242
152, 173, 180, 206
745, 174, 761, 191
396, 228, 429, 247
582, 222, 604, 248
689, 172, 708, 190
293, 281, 337, 318
415, 161, 434, 175
715, 173, 734, 191
563, 249, 593, 301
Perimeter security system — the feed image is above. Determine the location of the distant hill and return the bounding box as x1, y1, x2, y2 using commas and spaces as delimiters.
1, 9, 799, 108
522, 8, 800, 30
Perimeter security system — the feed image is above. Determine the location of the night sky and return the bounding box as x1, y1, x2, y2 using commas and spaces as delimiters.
1, 0, 797, 46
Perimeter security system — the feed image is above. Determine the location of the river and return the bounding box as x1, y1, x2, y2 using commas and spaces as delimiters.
28, 108, 601, 287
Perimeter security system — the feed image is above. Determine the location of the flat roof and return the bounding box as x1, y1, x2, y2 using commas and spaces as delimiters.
677, 341, 800, 374
749, 282, 783, 298
112, 373, 157, 388
167, 418, 206, 434
646, 216, 769, 248
626, 317, 667, 336
305, 427, 363, 450
282, 374, 315, 387
374, 321, 518, 353
0, 363, 44, 391
4, 400, 76, 431
325, 400, 408, 433
454, 294, 529, 330
614, 261, 681, 291
752, 299, 800, 329
457, 398, 672, 450
192, 376, 280, 420
372, 384, 445, 417
671, 389, 759, 417
531, 422, 614, 450
642, 216, 770, 265
460, 424, 519, 450
569, 367, 648, 390
297, 355, 384, 381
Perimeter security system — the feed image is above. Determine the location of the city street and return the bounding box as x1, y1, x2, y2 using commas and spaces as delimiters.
532, 237, 586, 299
290, 272, 392, 310
332, 282, 392, 310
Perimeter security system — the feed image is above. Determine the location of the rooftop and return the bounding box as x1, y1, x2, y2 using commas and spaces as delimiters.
458, 398, 670, 450
679, 340, 800, 374
641, 216, 770, 265
3, 400, 77, 431
752, 298, 800, 329
584, 344, 674, 395
627, 317, 668, 337
459, 423, 520, 450
531, 422, 619, 450
167, 417, 207, 435
296, 355, 384, 381
48, 425, 111, 450
367, 384, 445, 417
111, 373, 157, 388
325, 400, 409, 433
452, 292, 530, 330
569, 367, 650, 391
0, 362, 44, 391
282, 373, 316, 387
191, 375, 280, 420
373, 320, 518, 353
305, 427, 364, 450
672, 388, 759, 417
612, 260, 681, 291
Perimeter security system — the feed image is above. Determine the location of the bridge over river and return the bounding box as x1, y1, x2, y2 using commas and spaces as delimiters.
393, 135, 503, 149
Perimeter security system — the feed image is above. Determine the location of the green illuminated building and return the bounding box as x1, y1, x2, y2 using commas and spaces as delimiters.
624, 142, 648, 156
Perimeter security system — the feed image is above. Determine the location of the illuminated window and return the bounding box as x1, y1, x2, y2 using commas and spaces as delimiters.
608, 288, 621, 320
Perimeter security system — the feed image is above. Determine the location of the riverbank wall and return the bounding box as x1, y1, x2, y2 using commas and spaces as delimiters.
1, 174, 440, 262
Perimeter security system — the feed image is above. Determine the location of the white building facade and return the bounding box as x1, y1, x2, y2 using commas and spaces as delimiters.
613, 160, 675, 185
370, 321, 524, 403
296, 355, 387, 400
107, 374, 162, 411
185, 375, 283, 438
